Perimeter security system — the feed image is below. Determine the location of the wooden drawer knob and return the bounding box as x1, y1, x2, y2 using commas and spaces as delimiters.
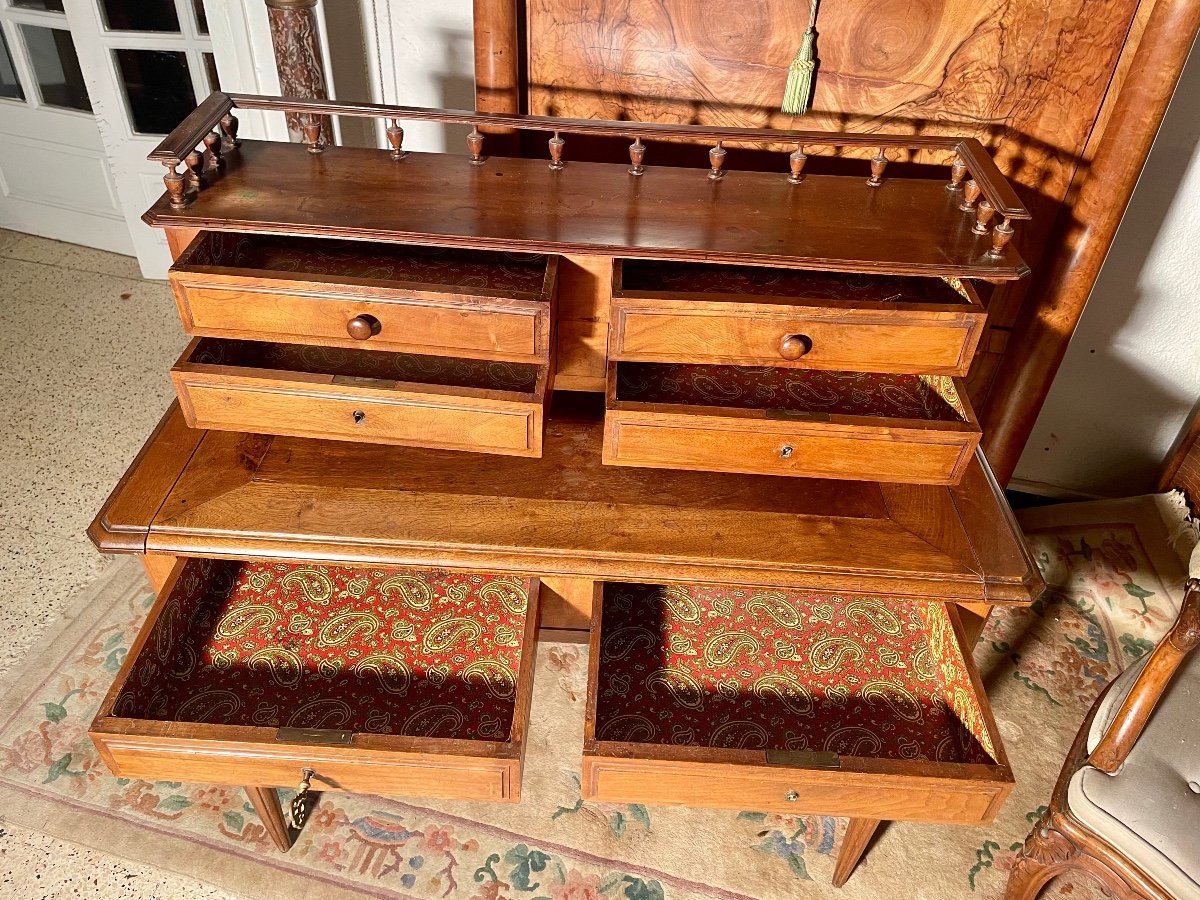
347, 314, 382, 340
779, 334, 812, 360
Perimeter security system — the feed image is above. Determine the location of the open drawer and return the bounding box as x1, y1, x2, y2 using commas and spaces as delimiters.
610, 259, 985, 376
603, 362, 981, 484
91, 558, 540, 803
582, 582, 1012, 823
172, 337, 551, 456
170, 232, 557, 363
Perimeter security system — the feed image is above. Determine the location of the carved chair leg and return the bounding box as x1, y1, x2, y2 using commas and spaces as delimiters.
832, 818, 883, 887
245, 785, 294, 852
1005, 813, 1081, 900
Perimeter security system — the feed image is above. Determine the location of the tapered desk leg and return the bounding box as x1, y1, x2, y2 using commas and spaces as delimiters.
833, 818, 883, 887
246, 785, 293, 851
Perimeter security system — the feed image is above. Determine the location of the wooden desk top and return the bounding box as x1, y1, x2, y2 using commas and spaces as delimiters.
92, 395, 1042, 604
144, 141, 1029, 280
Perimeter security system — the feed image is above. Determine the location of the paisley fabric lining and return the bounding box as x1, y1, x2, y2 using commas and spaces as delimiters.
187, 232, 549, 294
619, 259, 971, 306
615, 364, 967, 422
114, 560, 531, 741
191, 338, 541, 393
594, 583, 994, 764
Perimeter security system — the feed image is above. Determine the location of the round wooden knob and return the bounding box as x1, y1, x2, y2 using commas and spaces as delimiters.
346, 314, 381, 340
779, 334, 812, 360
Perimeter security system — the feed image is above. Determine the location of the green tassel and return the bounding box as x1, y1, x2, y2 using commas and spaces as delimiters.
781, 28, 817, 116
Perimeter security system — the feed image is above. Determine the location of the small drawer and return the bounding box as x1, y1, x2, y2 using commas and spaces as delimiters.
582, 582, 1012, 823
610, 259, 985, 376
169, 232, 557, 363
171, 337, 551, 457
603, 362, 980, 484
91, 559, 541, 803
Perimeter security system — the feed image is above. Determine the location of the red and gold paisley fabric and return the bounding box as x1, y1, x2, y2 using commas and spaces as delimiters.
615, 364, 966, 422
594, 583, 994, 764
189, 232, 549, 294
620, 259, 971, 306
192, 338, 540, 394
114, 560, 531, 741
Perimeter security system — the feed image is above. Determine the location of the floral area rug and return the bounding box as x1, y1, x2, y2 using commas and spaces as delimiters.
0, 494, 1191, 900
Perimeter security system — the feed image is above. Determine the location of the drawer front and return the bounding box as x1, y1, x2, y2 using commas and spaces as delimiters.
95, 736, 520, 801
603, 415, 978, 484
172, 278, 548, 362
583, 758, 1008, 824
174, 375, 544, 457
611, 303, 984, 375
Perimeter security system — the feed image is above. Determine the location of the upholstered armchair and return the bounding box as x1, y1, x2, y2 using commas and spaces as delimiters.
1005, 569, 1200, 899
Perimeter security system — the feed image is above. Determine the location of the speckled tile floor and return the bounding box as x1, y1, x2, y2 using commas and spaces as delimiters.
0, 230, 239, 898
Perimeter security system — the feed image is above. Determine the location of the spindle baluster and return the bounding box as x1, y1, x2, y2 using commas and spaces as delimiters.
867, 148, 889, 187
163, 160, 187, 209
203, 130, 222, 170
947, 156, 967, 191
185, 150, 204, 188
302, 119, 323, 154
959, 179, 981, 212
973, 200, 996, 235
629, 138, 645, 176
549, 131, 565, 170
467, 128, 484, 165
787, 144, 807, 184
988, 217, 1015, 257
708, 141, 726, 180
386, 119, 406, 160
220, 113, 240, 149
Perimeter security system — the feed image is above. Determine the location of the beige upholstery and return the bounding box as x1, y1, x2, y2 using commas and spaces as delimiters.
1066, 651, 1200, 899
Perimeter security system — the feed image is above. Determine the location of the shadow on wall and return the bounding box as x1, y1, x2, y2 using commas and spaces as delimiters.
1015, 41, 1200, 498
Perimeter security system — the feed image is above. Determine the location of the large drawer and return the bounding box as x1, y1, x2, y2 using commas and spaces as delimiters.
582, 582, 1012, 823
610, 259, 985, 376
170, 232, 557, 363
603, 361, 980, 484
91, 558, 541, 802
172, 337, 551, 457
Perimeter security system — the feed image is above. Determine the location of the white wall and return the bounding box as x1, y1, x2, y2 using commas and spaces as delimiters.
1013, 43, 1200, 498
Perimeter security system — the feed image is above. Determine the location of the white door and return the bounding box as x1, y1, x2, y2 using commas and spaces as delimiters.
63, 0, 219, 277
0, 0, 130, 253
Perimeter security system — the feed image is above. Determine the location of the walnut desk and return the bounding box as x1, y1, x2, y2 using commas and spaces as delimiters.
88, 93, 1044, 887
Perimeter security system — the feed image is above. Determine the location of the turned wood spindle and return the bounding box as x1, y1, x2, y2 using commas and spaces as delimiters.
947, 156, 967, 191
866, 148, 889, 187
973, 199, 997, 235
386, 119, 406, 160
548, 131, 565, 170
185, 150, 204, 188
467, 128, 484, 165
302, 119, 323, 154
987, 217, 1016, 258
959, 179, 981, 211
203, 130, 222, 170
787, 144, 808, 184
628, 138, 646, 176
220, 113, 240, 148
163, 161, 187, 209
708, 141, 726, 180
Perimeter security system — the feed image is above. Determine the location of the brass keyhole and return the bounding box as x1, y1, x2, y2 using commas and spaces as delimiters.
780, 445, 794, 459
352, 409, 366, 425
785, 790, 799, 802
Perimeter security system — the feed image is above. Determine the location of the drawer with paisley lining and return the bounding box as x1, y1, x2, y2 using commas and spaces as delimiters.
171, 337, 551, 456
581, 582, 1012, 823
603, 362, 981, 484
90, 558, 541, 803
169, 232, 557, 363
609, 259, 985, 376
